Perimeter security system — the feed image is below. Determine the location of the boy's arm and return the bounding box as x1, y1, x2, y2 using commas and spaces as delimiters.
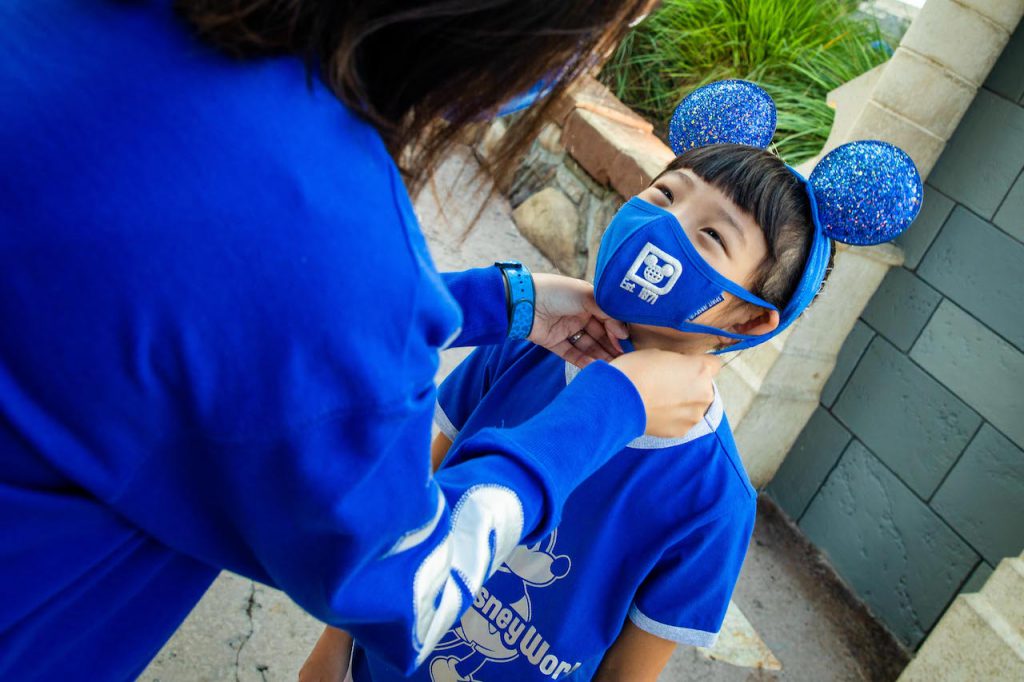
430, 433, 453, 473
300, 627, 353, 682
594, 621, 677, 682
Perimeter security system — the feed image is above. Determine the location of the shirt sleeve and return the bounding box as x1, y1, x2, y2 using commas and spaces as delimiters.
440, 267, 509, 348
629, 498, 756, 648
433, 344, 504, 440
103, 357, 644, 675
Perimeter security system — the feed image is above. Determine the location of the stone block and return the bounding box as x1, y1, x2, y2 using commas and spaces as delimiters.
897, 184, 956, 270
848, 101, 946, 179
994, 169, 1024, 243
928, 89, 1024, 217
911, 302, 1024, 451
537, 122, 564, 154
897, 594, 1024, 680
862, 268, 942, 352
982, 557, 1024, 629
511, 187, 582, 277
821, 320, 875, 408
872, 48, 978, 139
767, 407, 852, 521
985, 22, 1024, 102
919, 206, 1024, 350
956, 0, 1024, 33
547, 75, 627, 128
733, 393, 819, 489
833, 337, 982, 498
800, 441, 979, 648
554, 165, 587, 205
563, 107, 673, 199
785, 243, 901, 357
962, 561, 995, 594
826, 64, 887, 147
933, 425, 1024, 565
900, 0, 1011, 85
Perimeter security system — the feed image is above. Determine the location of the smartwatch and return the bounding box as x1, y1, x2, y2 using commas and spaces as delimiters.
495, 261, 535, 340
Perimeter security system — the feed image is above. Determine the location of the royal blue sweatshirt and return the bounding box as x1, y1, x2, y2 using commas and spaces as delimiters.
0, 2, 646, 679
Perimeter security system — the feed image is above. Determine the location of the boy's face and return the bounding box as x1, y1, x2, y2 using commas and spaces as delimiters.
629, 168, 776, 353
638, 168, 768, 287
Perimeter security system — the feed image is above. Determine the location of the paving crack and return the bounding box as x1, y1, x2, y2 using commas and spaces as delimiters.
234, 582, 258, 682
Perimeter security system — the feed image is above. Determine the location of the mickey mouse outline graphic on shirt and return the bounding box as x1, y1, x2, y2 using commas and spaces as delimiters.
428, 531, 574, 682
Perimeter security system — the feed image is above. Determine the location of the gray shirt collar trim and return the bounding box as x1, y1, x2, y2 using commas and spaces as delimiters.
564, 361, 723, 449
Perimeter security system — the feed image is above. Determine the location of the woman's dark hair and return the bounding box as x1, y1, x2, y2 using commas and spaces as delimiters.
662, 144, 835, 311
174, 0, 651, 191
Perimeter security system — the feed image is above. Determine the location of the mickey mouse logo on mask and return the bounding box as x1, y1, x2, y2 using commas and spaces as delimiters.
625, 243, 683, 303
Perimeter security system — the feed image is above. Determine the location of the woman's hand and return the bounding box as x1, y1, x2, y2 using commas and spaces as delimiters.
529, 273, 629, 367
610, 349, 721, 437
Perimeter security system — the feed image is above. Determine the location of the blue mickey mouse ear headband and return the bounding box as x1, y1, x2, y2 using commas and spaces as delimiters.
667, 80, 923, 351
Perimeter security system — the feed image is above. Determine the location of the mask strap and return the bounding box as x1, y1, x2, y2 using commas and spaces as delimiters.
673, 320, 767, 342
651, 204, 779, 314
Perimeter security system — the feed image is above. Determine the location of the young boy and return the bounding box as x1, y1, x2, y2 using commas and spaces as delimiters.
300, 78, 921, 681
299, 142, 826, 681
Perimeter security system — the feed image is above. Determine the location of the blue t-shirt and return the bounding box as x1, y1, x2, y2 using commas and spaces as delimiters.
355, 342, 756, 681
0, 2, 647, 679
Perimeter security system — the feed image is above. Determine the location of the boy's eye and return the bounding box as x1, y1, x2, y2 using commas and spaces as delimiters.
657, 185, 673, 202
702, 227, 723, 245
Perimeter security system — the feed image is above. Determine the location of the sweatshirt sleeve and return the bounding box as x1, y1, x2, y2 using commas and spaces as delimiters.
440, 267, 509, 347
103, 361, 644, 674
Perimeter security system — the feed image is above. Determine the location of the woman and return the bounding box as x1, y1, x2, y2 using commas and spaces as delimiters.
0, 1, 719, 679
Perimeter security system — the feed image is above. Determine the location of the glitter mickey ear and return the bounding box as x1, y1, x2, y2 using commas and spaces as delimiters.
809, 141, 923, 246
668, 80, 777, 154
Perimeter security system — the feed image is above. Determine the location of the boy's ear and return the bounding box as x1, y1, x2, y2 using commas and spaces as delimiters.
731, 308, 780, 337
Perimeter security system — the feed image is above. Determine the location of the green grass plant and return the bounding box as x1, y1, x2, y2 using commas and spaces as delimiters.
601, 0, 891, 163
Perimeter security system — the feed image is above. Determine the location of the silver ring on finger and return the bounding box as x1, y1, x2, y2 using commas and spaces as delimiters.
567, 329, 587, 346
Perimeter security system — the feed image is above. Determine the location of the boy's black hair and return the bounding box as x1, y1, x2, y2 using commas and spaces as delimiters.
663, 144, 836, 311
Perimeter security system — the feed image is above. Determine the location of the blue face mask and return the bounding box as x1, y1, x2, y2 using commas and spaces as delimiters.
594, 197, 777, 347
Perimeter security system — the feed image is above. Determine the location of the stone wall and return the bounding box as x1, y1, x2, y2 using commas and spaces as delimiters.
767, 21, 1024, 650
474, 75, 673, 280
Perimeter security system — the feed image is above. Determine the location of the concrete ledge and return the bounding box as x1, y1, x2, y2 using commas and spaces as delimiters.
899, 593, 1024, 680
981, 557, 1024, 629
957, 0, 1024, 33
900, 0, 1013, 85
849, 101, 947, 178
872, 48, 978, 140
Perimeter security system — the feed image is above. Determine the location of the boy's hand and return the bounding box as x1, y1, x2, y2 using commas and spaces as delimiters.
529, 273, 629, 367
610, 350, 721, 437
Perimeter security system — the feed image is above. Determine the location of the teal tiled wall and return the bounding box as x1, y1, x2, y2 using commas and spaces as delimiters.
767, 24, 1024, 650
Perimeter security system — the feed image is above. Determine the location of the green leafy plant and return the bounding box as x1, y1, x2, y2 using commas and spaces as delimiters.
601, 0, 891, 163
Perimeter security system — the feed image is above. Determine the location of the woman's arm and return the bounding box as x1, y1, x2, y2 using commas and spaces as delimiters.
297, 434, 452, 682
441, 268, 626, 365
594, 621, 677, 682
299, 627, 353, 682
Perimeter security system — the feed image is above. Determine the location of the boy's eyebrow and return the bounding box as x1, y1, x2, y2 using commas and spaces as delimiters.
668, 170, 747, 247
713, 205, 747, 247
